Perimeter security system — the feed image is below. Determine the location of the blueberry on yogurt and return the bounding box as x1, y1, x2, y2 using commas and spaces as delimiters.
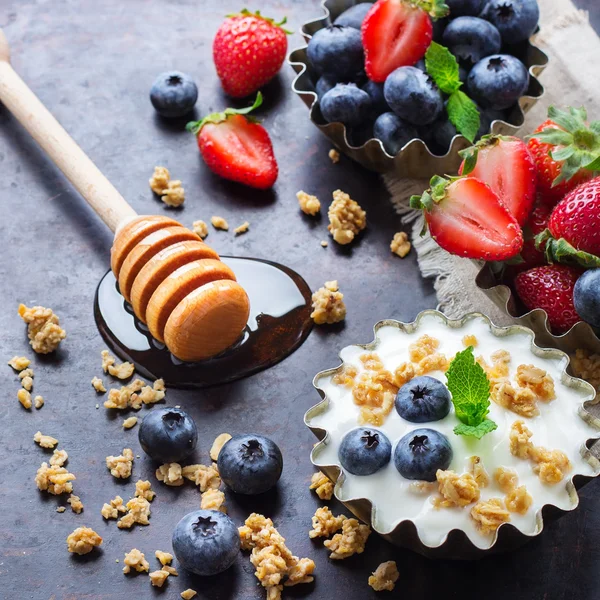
395, 376, 451, 423
394, 428, 453, 481
338, 427, 392, 476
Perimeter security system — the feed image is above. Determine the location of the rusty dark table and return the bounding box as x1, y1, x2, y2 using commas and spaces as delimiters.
0, 1, 598, 599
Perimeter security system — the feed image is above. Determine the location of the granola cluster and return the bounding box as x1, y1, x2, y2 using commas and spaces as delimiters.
434, 470, 480, 508
101, 495, 127, 520
156, 462, 185, 486
470, 498, 511, 535
409, 335, 449, 376
149, 166, 170, 194
200, 488, 227, 512
368, 561, 399, 592
149, 166, 185, 207
494, 467, 532, 514
104, 378, 165, 410
101, 350, 135, 379
328, 148, 340, 164
390, 231, 411, 258
310, 280, 346, 325
463, 334, 478, 347
211, 215, 229, 230
123, 548, 149, 574
106, 448, 134, 479
296, 190, 321, 216
91, 376, 106, 393
192, 219, 209, 239
181, 590, 198, 600
118, 496, 152, 529
570, 348, 600, 392
66, 527, 102, 555
209, 433, 232, 461
8, 356, 30, 371
234, 221, 250, 235
309, 471, 334, 501
309, 506, 346, 539
182, 463, 221, 491
68, 494, 84, 514
327, 189, 366, 245
323, 517, 371, 559
33, 431, 58, 449
18, 304, 66, 354
123, 416, 138, 429
239, 513, 315, 600
36, 459, 76, 495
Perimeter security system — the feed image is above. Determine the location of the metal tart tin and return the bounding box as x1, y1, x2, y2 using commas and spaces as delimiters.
305, 310, 600, 559
289, 0, 549, 178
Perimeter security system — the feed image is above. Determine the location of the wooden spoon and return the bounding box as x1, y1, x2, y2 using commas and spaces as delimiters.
0, 29, 250, 362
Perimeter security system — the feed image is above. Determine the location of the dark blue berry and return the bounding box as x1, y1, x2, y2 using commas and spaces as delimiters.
172, 510, 239, 576
442, 17, 501, 65
395, 376, 451, 423
415, 58, 426, 72
316, 74, 338, 98
374, 112, 417, 155
150, 71, 198, 118
574, 269, 600, 328
347, 122, 375, 147
481, 0, 539, 44
362, 80, 390, 117
321, 83, 372, 127
307, 25, 364, 80
334, 2, 373, 29
446, 0, 485, 16
384, 66, 443, 126
338, 428, 392, 476
458, 64, 470, 84
467, 54, 529, 110
394, 428, 453, 481
217, 434, 283, 495
138, 407, 197, 463
431, 102, 492, 151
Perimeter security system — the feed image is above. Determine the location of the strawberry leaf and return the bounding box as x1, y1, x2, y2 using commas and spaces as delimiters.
458, 146, 479, 175
187, 92, 263, 135
425, 42, 461, 95
454, 419, 498, 439
536, 231, 600, 268
413, 0, 450, 19
447, 90, 480, 143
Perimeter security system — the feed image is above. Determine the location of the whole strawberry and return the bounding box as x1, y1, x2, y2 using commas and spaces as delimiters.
213, 9, 290, 98
519, 203, 551, 269
186, 93, 278, 190
514, 265, 582, 334
527, 106, 600, 207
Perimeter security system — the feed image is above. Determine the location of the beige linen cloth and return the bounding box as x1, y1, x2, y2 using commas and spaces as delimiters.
385, 0, 600, 326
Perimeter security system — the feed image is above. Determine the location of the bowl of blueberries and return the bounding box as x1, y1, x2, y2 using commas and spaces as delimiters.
289, 0, 548, 178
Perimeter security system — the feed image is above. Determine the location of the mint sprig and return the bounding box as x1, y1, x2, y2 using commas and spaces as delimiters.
446, 346, 497, 439
425, 42, 480, 143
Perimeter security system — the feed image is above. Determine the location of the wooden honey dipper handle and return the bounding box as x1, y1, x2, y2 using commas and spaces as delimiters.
0, 29, 137, 232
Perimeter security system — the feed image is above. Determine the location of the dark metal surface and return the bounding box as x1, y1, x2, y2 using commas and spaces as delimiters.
0, 1, 597, 599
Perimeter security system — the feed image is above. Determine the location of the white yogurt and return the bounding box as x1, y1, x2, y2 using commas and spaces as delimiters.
308, 313, 599, 549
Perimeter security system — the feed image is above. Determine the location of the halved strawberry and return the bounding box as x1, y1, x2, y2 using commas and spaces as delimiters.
459, 135, 536, 225
410, 175, 523, 261
186, 93, 278, 190
362, 0, 448, 83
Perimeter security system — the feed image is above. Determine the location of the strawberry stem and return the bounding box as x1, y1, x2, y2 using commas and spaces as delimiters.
226, 8, 293, 34
409, 0, 450, 19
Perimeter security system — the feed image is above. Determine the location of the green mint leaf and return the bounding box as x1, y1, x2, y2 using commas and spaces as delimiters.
425, 42, 461, 95
454, 420, 498, 439
446, 346, 491, 427
447, 90, 480, 143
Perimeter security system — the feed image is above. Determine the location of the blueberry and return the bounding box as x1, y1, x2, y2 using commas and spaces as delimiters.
362, 80, 390, 117
307, 25, 364, 80
442, 17, 501, 65
172, 510, 239, 576
415, 58, 426, 72
347, 122, 375, 147
395, 376, 451, 423
333, 2, 373, 29
458, 64, 470, 84
321, 83, 372, 127
150, 71, 198, 118
338, 428, 392, 476
467, 54, 529, 110
217, 434, 283, 495
574, 269, 600, 328
431, 102, 491, 151
394, 428, 453, 481
315, 74, 338, 98
446, 0, 485, 16
138, 407, 197, 463
481, 0, 539, 44
374, 112, 417, 155
384, 66, 443, 126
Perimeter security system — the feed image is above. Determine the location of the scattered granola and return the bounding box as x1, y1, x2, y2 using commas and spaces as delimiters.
505, 485, 533, 514
20, 371, 33, 391
33, 431, 58, 449
327, 189, 366, 245
368, 561, 399, 592
101, 350, 134, 379
68, 494, 84, 514
101, 495, 127, 520
323, 517, 371, 559
494, 467, 518, 493
211, 215, 229, 230
156, 462, 185, 486
50, 449, 68, 467
309, 506, 346, 539
135, 479, 156, 502
296, 190, 321, 216
434, 470, 480, 508
162, 180, 185, 207
8, 356, 30, 371
123, 416, 138, 429
310, 280, 346, 325
181, 589, 198, 600
201, 488, 227, 512
18, 304, 66, 354
104, 378, 164, 410
34, 395, 44, 409
66, 527, 102, 555
468, 456, 490, 488
390, 231, 411, 258
182, 463, 221, 491
91, 376, 106, 393
570, 348, 600, 392
409, 335, 440, 363
393, 362, 416, 387
56, 506, 66, 513
192, 219, 209, 239
123, 548, 149, 574
492, 381, 539, 418
515, 364, 556, 402
18, 388, 32, 409
332, 364, 357, 387
118, 496, 152, 529
328, 148, 340, 164
234, 221, 250, 235
463, 334, 478, 347
415, 352, 449, 375
35, 462, 76, 495
470, 498, 510, 535
509, 420, 534, 459
155, 550, 173, 565
149, 569, 170, 588
309, 471, 334, 501
106, 448, 134, 479
210, 433, 232, 461
149, 166, 171, 195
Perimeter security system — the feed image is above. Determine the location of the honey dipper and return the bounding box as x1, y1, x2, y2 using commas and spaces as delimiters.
0, 29, 250, 362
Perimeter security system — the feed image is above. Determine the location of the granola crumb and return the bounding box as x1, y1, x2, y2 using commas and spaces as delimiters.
156, 462, 185, 486
408, 481, 436, 494
106, 448, 134, 479
530, 447, 572, 484
494, 467, 518, 493
50, 449, 68, 467
570, 348, 600, 392
33, 431, 59, 449
34, 395, 44, 409
161, 179, 185, 207
234, 221, 250, 235
311, 280, 346, 325
8, 356, 30, 371
324, 517, 371, 559
91, 376, 106, 393
201, 488, 227, 512
181, 590, 198, 600
66, 527, 102, 555
149, 166, 170, 195
309, 471, 334, 501
408, 334, 439, 363
123, 548, 149, 574
509, 420, 534, 459
368, 561, 399, 592
211, 215, 229, 231
352, 354, 398, 426
104, 378, 163, 410
434, 469, 480, 508
321, 240, 328, 248
468, 456, 490, 488
182, 463, 221, 491
123, 416, 138, 430
390, 231, 411, 258
192, 220, 209, 239
393, 362, 416, 387
135, 479, 156, 502
68, 494, 84, 514
327, 189, 366, 245
56, 506, 66, 513
332, 364, 358, 387
18, 388, 32, 409
210, 433, 232, 461
515, 364, 556, 402
505, 485, 533, 514
155, 550, 173, 566
162, 565, 178, 576
117, 496, 151, 529
309, 506, 346, 538
463, 334, 478, 347
101, 350, 134, 379
297, 190, 321, 216
149, 569, 170, 588
100, 495, 126, 520
470, 498, 510, 535
328, 148, 340, 164
491, 381, 539, 418
415, 352, 449, 376
21, 375, 33, 391
18, 304, 66, 354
